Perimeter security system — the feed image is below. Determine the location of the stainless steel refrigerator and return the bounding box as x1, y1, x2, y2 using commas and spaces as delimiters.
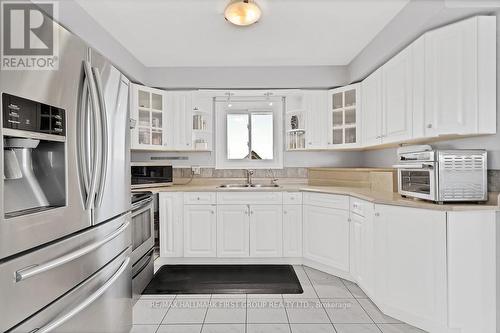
0, 9, 132, 333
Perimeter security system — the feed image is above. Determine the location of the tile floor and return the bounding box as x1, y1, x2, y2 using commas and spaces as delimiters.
131, 265, 427, 333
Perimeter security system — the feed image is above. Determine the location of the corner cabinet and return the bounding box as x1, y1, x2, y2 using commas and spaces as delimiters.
159, 193, 184, 257
328, 84, 361, 148
130, 86, 213, 151
424, 16, 496, 136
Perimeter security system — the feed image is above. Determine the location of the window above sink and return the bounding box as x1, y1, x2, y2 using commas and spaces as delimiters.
215, 94, 283, 169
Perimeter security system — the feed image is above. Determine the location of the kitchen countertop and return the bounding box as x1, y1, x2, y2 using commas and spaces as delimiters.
134, 182, 500, 212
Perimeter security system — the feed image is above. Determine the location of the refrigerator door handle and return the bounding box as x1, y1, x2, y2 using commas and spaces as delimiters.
78, 73, 91, 197
29, 256, 130, 333
92, 67, 108, 208
15, 221, 130, 282
82, 61, 102, 211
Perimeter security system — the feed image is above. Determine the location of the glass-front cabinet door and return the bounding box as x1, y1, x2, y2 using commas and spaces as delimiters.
328, 83, 361, 148
131, 84, 167, 149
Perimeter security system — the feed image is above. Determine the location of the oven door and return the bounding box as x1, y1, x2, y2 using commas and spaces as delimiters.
131, 198, 154, 265
395, 163, 437, 201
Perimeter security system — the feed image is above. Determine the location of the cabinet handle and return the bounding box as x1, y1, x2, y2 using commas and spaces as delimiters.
375, 212, 380, 217
211, 210, 215, 214
308, 142, 312, 145
347, 218, 352, 222
284, 210, 287, 215
427, 124, 433, 129
250, 211, 254, 215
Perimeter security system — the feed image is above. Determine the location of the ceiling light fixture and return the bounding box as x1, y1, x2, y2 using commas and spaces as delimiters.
224, 0, 261, 27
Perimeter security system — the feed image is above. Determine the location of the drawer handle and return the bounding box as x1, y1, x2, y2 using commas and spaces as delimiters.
32, 256, 130, 333
15, 221, 130, 282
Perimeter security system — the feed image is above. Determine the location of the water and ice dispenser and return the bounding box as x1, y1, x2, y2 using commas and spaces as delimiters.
2, 93, 66, 218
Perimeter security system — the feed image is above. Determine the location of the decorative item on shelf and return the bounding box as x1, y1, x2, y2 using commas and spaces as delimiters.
288, 131, 305, 150
194, 139, 208, 150
193, 115, 207, 131
291, 115, 298, 130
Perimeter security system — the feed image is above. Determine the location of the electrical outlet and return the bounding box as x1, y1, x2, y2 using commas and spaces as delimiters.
192, 166, 201, 175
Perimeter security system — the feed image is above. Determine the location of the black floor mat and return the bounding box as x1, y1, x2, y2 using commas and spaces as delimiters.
143, 264, 303, 294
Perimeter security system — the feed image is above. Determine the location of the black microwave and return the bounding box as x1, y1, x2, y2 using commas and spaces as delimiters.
131, 164, 173, 188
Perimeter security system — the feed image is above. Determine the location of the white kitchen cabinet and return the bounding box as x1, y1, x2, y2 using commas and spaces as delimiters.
349, 199, 375, 297
381, 47, 413, 144
361, 68, 383, 147
283, 205, 302, 257
424, 16, 496, 137
303, 204, 350, 272
166, 91, 194, 150
373, 205, 447, 332
217, 205, 250, 257
183, 204, 217, 257
305, 90, 329, 149
249, 205, 283, 257
328, 84, 361, 148
130, 84, 169, 150
191, 91, 214, 151
159, 193, 184, 257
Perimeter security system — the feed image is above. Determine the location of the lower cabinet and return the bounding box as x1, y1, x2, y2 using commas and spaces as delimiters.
373, 204, 447, 332
283, 205, 302, 257
159, 193, 184, 257
217, 205, 249, 257
183, 204, 217, 257
250, 205, 283, 257
303, 204, 350, 272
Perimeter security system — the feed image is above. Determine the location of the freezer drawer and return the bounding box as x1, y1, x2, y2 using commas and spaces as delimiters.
10, 248, 132, 333
132, 248, 154, 304
0, 213, 131, 332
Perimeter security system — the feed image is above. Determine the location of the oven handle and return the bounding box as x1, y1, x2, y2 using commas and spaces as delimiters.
131, 197, 153, 212
393, 163, 435, 170
30, 256, 130, 333
15, 221, 130, 283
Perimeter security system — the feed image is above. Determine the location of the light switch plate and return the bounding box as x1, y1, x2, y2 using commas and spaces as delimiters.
192, 166, 201, 175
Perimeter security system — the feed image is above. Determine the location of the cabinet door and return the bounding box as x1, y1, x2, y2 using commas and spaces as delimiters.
183, 205, 217, 257
159, 193, 184, 257
382, 48, 412, 143
217, 205, 249, 257
361, 69, 383, 147
373, 205, 447, 328
349, 213, 363, 283
283, 205, 302, 257
305, 90, 328, 149
424, 18, 478, 136
168, 91, 193, 150
303, 205, 349, 272
249, 205, 283, 257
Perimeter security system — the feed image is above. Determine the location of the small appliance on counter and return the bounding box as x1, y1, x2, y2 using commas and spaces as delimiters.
131, 163, 173, 189
394, 145, 488, 204
130, 192, 155, 304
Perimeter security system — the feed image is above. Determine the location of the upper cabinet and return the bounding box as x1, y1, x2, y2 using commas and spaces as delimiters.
363, 15, 496, 148
424, 16, 496, 136
130, 84, 167, 150
328, 84, 361, 148
285, 91, 328, 150
130, 86, 213, 151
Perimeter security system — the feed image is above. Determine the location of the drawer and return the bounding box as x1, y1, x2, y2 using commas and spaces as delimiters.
283, 192, 302, 204
350, 197, 372, 217
217, 192, 283, 205
303, 192, 349, 210
184, 192, 216, 205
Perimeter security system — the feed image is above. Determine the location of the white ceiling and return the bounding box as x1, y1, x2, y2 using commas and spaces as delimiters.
76, 0, 409, 67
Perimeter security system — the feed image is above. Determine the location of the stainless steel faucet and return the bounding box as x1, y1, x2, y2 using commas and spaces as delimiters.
246, 169, 254, 185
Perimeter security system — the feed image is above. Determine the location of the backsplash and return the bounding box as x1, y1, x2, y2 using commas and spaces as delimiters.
488, 170, 500, 192
172, 168, 500, 192
174, 167, 308, 179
